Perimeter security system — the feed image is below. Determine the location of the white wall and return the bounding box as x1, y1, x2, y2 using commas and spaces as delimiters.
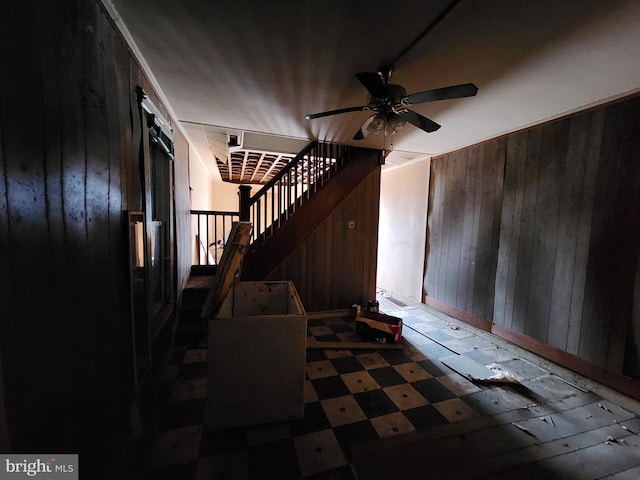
189, 144, 215, 210
377, 160, 430, 302
211, 180, 243, 211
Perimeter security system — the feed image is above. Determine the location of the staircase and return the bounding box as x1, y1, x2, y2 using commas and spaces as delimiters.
175, 265, 216, 346
241, 143, 382, 280
187, 140, 383, 315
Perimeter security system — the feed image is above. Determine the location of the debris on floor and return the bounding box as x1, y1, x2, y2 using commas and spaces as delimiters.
354, 310, 403, 344
441, 356, 518, 384
512, 422, 537, 437
539, 415, 556, 427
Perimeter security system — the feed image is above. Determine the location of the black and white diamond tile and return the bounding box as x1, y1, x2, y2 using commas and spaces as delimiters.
133, 298, 561, 479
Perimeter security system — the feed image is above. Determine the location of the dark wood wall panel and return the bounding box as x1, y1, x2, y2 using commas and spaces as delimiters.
565, 110, 603, 355
269, 168, 381, 312
525, 122, 569, 341
494, 99, 640, 370
579, 99, 640, 370
0, 1, 192, 475
424, 139, 504, 320
425, 94, 640, 390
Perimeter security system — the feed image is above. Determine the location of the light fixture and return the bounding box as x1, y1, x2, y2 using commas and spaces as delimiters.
367, 113, 386, 134
366, 112, 406, 136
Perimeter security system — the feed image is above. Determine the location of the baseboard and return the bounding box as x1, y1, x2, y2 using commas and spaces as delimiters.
424, 295, 640, 402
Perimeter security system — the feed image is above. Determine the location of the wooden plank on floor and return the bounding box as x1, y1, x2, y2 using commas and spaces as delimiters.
306, 309, 352, 320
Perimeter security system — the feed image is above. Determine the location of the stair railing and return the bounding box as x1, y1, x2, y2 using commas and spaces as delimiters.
239, 141, 354, 246
191, 210, 240, 265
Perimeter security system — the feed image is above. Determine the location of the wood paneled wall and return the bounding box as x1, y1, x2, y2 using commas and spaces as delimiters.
424, 95, 640, 390
268, 167, 381, 312
0, 1, 192, 474
424, 140, 505, 321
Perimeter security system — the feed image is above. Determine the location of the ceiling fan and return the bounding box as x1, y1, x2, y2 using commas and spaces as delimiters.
305, 65, 478, 140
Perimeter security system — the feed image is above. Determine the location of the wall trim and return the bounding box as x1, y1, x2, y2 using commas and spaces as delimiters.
423, 296, 492, 332
491, 324, 640, 401
424, 295, 640, 401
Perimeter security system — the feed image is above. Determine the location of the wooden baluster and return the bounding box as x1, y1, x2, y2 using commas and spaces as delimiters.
238, 185, 251, 222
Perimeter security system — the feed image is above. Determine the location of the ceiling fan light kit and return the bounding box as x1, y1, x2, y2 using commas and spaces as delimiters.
366, 112, 406, 136
305, 64, 478, 141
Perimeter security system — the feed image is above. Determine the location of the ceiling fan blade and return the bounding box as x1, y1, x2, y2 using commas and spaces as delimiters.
305, 105, 368, 120
356, 72, 387, 99
403, 83, 478, 105
398, 110, 441, 133
353, 114, 376, 140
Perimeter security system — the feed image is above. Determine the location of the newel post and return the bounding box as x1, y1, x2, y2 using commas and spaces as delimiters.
238, 185, 252, 222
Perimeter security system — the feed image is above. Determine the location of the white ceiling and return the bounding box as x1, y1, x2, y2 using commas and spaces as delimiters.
105, 0, 640, 174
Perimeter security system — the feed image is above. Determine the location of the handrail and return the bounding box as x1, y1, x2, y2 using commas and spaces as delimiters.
239, 141, 355, 245
190, 141, 359, 268
191, 209, 240, 216
247, 141, 318, 203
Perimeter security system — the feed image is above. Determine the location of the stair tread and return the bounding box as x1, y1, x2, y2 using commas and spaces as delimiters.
185, 275, 214, 290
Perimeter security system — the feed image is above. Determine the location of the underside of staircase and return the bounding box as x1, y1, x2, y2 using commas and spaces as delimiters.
242, 146, 383, 281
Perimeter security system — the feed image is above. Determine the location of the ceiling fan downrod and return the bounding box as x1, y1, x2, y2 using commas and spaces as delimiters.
377, 65, 395, 85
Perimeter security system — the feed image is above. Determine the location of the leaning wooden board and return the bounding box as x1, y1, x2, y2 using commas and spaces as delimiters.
200, 221, 252, 319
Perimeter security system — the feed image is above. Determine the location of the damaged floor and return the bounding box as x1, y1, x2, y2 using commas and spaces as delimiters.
127, 292, 640, 479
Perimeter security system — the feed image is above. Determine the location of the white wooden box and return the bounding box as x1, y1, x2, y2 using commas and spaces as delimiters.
208, 281, 307, 430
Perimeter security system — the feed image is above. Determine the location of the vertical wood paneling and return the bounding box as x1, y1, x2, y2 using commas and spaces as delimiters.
442, 151, 455, 304
495, 134, 528, 330
0, 1, 193, 473
524, 122, 568, 341
269, 168, 380, 311
465, 145, 482, 313
579, 99, 640, 369
484, 138, 505, 323
491, 140, 506, 317
510, 129, 539, 334
424, 140, 504, 320
449, 150, 464, 306
492, 142, 512, 329
456, 150, 474, 308
566, 109, 603, 354
3, 0, 57, 441
427, 93, 640, 385
474, 142, 500, 317
547, 113, 591, 350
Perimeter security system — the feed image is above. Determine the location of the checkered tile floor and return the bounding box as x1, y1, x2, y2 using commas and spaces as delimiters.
127, 294, 599, 479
